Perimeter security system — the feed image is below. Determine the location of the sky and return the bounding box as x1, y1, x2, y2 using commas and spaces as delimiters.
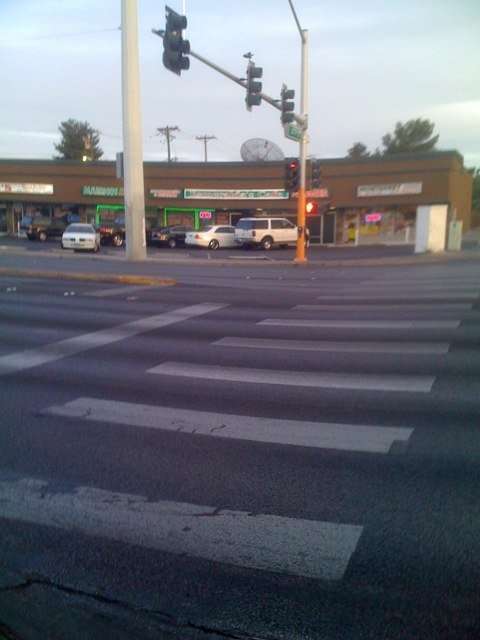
1, 0, 479, 166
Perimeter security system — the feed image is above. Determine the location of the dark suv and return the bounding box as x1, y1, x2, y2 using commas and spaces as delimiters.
98, 216, 152, 248
26, 215, 71, 242
150, 225, 189, 248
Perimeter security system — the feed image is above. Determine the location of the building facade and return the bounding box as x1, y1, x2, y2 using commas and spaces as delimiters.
0, 151, 472, 245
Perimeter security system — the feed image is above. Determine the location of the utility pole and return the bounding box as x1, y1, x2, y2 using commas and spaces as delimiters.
288, 0, 309, 264
121, 0, 147, 261
196, 134, 216, 162
156, 126, 179, 162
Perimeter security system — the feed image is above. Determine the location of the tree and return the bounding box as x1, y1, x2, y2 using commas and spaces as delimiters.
469, 167, 480, 212
54, 119, 103, 161
381, 118, 439, 155
347, 142, 370, 160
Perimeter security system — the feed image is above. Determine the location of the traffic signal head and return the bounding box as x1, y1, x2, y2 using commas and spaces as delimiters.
311, 159, 321, 188
306, 200, 319, 215
285, 158, 299, 194
281, 85, 295, 124
163, 6, 190, 75
245, 62, 263, 111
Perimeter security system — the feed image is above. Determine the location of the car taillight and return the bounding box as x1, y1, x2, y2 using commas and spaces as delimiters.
195, 234, 201, 239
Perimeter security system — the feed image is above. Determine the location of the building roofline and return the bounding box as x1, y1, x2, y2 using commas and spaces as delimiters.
0, 149, 464, 168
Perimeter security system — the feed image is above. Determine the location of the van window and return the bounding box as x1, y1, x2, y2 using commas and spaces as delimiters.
237, 219, 269, 230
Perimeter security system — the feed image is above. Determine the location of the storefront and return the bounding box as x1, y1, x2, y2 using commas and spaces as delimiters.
0, 151, 473, 244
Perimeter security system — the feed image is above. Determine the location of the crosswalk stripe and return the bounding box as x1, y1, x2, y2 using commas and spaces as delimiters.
148, 361, 435, 392
45, 397, 414, 454
258, 319, 460, 329
213, 336, 450, 355
316, 293, 477, 301
292, 302, 473, 314
0, 303, 226, 376
294, 304, 473, 312
351, 284, 479, 292
0, 475, 363, 581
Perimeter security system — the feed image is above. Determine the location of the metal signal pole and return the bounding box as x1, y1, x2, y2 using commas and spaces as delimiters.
121, 0, 147, 261
288, 0, 309, 263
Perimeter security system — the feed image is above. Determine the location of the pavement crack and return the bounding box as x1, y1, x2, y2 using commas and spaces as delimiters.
210, 423, 227, 434
0, 574, 272, 639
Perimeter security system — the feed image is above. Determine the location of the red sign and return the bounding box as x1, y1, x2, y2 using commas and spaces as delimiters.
199, 210, 213, 220
293, 188, 329, 199
365, 212, 382, 223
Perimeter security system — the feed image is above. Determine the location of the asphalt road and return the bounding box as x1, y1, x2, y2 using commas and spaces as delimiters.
1, 255, 480, 639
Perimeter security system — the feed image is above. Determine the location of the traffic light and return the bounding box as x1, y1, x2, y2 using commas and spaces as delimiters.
285, 159, 299, 194
281, 84, 295, 124
245, 61, 263, 111
162, 5, 190, 75
306, 200, 319, 215
311, 159, 321, 188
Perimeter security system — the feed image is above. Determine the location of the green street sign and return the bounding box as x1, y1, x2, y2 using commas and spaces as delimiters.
284, 123, 302, 142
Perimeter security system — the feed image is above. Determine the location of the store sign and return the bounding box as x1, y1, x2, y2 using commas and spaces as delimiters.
293, 188, 329, 199
365, 212, 382, 223
357, 182, 422, 197
199, 210, 213, 219
0, 182, 54, 195
183, 188, 289, 200
82, 185, 124, 197
149, 189, 181, 199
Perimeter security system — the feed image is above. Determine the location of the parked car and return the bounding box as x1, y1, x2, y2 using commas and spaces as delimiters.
26, 215, 69, 242
150, 225, 189, 248
61, 223, 100, 253
98, 215, 152, 248
185, 225, 237, 250
235, 217, 298, 250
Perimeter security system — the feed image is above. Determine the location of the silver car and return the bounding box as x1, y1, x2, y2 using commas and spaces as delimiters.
61, 224, 100, 252
185, 225, 237, 250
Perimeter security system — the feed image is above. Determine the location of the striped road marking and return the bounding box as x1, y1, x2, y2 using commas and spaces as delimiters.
294, 304, 473, 312
0, 303, 226, 376
213, 336, 450, 355
315, 293, 477, 301
258, 319, 460, 329
148, 362, 435, 392
45, 397, 413, 454
0, 476, 363, 581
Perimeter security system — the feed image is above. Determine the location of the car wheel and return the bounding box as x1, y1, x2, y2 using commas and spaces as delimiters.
261, 236, 273, 250
208, 239, 220, 250
168, 238, 177, 249
112, 234, 124, 248
38, 231, 47, 242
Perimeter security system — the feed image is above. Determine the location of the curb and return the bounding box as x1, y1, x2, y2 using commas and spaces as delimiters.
0, 268, 176, 287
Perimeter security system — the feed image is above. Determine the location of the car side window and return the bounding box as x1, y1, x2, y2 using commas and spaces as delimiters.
283, 220, 295, 228
271, 220, 283, 229
253, 220, 269, 230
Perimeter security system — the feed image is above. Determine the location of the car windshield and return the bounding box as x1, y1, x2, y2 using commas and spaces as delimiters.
199, 226, 213, 232
66, 224, 94, 233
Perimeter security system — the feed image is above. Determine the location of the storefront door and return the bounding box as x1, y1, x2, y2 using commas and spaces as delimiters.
322, 212, 336, 244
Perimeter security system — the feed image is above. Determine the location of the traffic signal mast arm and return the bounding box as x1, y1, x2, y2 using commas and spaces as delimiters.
152, 29, 306, 128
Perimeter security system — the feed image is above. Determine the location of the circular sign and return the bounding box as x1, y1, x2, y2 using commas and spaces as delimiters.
199, 210, 212, 220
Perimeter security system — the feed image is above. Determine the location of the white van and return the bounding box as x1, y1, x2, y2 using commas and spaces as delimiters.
235, 217, 298, 250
